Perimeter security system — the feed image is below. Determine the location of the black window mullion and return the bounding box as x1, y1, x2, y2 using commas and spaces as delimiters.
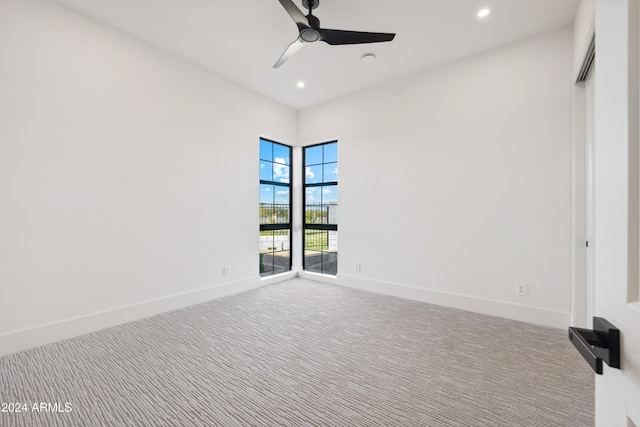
260, 180, 291, 186
304, 224, 337, 231
302, 146, 307, 271
305, 181, 338, 188
260, 223, 291, 231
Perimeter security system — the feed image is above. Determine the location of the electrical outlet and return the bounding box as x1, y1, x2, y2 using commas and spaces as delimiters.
355, 262, 361, 272
223, 266, 230, 276
516, 282, 527, 296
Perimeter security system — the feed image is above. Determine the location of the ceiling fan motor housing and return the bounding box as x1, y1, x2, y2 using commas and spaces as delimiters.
300, 28, 320, 42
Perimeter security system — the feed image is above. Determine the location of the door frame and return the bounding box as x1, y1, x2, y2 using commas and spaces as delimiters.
572, 24, 595, 329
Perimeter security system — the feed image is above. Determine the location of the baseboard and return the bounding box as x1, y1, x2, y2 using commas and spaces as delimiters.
297, 270, 339, 283
0, 276, 264, 357
260, 270, 298, 284
0, 272, 571, 357
336, 275, 571, 329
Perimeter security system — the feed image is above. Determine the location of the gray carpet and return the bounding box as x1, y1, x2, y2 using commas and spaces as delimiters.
0, 278, 593, 426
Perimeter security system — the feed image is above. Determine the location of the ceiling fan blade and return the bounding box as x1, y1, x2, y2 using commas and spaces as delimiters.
319, 29, 396, 45
278, 0, 310, 29
273, 38, 306, 68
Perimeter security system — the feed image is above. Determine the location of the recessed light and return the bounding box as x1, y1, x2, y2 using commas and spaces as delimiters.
361, 53, 376, 63
296, 81, 305, 88
477, 8, 490, 18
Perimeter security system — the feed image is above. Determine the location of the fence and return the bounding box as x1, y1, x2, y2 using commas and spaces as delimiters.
259, 203, 289, 224
304, 202, 338, 224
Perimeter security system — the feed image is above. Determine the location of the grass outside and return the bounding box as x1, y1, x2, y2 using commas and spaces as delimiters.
305, 230, 328, 251
259, 230, 289, 236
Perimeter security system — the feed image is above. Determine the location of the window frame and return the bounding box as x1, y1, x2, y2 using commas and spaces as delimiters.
259, 137, 293, 276
302, 140, 338, 275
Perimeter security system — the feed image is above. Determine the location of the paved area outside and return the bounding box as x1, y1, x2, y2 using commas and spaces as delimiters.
304, 250, 337, 275
260, 251, 291, 276
260, 251, 338, 276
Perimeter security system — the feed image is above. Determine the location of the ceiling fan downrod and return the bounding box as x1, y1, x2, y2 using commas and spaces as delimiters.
301, 0, 319, 12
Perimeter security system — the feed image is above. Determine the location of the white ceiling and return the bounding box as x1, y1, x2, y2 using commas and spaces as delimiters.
55, 0, 578, 110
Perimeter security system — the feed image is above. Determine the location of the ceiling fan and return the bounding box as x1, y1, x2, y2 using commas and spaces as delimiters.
273, 0, 396, 68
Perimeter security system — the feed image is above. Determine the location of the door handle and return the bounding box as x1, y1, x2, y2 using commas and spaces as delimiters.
568, 317, 620, 374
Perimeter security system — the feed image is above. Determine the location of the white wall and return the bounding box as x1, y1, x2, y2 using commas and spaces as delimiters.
0, 0, 576, 356
0, 0, 297, 355
298, 27, 574, 328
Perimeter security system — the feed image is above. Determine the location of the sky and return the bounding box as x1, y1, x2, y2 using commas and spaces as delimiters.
260, 140, 337, 205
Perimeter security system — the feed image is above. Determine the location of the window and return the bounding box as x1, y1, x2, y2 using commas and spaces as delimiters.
259, 138, 292, 276
303, 141, 338, 275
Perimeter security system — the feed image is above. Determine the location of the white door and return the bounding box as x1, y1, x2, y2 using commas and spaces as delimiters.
592, 1, 640, 425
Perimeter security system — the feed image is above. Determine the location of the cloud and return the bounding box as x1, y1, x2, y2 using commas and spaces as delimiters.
306, 188, 316, 202
260, 162, 265, 169
273, 158, 290, 183
305, 167, 315, 179
276, 190, 288, 195
322, 188, 332, 195
263, 187, 271, 192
